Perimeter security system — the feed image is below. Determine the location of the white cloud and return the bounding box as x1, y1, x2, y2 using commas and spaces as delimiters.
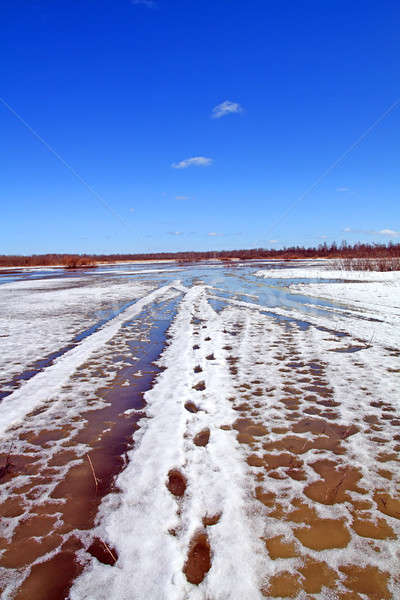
211, 100, 243, 119
131, 0, 156, 7
336, 187, 350, 192
168, 231, 184, 236
175, 195, 190, 200
377, 228, 400, 237
129, 208, 135, 212
343, 226, 400, 237
208, 232, 217, 236
172, 156, 212, 169
268, 239, 278, 244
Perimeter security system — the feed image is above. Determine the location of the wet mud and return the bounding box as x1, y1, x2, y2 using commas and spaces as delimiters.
221, 307, 400, 599
0, 297, 178, 599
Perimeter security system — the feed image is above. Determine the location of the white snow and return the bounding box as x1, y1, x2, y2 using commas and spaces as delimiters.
70, 286, 265, 600
0, 283, 181, 438
70, 280, 400, 599
256, 266, 400, 281
2, 262, 400, 599
0, 277, 156, 393
254, 264, 400, 350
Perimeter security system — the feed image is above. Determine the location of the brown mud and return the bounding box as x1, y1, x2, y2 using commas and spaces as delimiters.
183, 532, 211, 584
0, 298, 178, 599
222, 313, 400, 599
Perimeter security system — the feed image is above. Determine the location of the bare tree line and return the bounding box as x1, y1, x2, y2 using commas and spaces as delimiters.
1, 241, 400, 268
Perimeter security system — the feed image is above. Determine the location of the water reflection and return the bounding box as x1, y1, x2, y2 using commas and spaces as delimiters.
0, 261, 344, 323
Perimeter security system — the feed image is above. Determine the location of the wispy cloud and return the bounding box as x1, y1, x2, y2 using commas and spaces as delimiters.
268, 239, 278, 244
168, 231, 184, 236
336, 187, 350, 192
129, 208, 135, 212
175, 195, 190, 200
211, 100, 243, 119
377, 228, 400, 237
172, 156, 212, 169
343, 227, 400, 237
207, 231, 241, 237
131, 0, 156, 7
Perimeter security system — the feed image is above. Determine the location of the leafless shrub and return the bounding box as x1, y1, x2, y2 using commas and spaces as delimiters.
334, 257, 400, 271
1, 241, 400, 267
63, 256, 96, 269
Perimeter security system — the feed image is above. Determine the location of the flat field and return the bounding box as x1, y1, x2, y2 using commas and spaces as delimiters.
0, 261, 399, 599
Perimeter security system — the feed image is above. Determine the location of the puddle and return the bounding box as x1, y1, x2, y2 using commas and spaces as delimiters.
0, 296, 179, 598
0, 291, 171, 401
329, 345, 369, 353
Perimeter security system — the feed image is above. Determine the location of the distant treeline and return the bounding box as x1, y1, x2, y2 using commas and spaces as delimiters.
1, 241, 400, 267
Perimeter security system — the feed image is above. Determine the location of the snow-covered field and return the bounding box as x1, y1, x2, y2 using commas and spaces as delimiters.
255, 264, 400, 350
0, 263, 399, 599
255, 267, 400, 282
0, 276, 156, 395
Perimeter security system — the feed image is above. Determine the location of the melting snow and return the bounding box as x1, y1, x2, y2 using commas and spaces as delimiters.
1, 263, 399, 599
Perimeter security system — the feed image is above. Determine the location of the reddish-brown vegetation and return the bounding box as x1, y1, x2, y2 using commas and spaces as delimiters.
334, 256, 400, 271
63, 256, 96, 269
1, 241, 400, 268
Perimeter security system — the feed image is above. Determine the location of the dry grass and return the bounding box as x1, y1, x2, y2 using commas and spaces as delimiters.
334, 257, 400, 272
86, 453, 100, 491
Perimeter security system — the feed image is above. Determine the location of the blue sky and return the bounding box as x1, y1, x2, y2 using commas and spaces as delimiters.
1, 0, 399, 254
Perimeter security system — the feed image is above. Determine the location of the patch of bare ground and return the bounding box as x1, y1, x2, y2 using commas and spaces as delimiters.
166, 469, 187, 497
193, 428, 210, 447
87, 537, 118, 565
202, 513, 221, 526
339, 565, 391, 599
264, 535, 298, 559
183, 531, 211, 584
192, 380, 206, 391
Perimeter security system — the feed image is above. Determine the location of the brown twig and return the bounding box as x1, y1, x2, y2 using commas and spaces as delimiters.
102, 540, 117, 563
326, 476, 345, 502
86, 453, 100, 491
